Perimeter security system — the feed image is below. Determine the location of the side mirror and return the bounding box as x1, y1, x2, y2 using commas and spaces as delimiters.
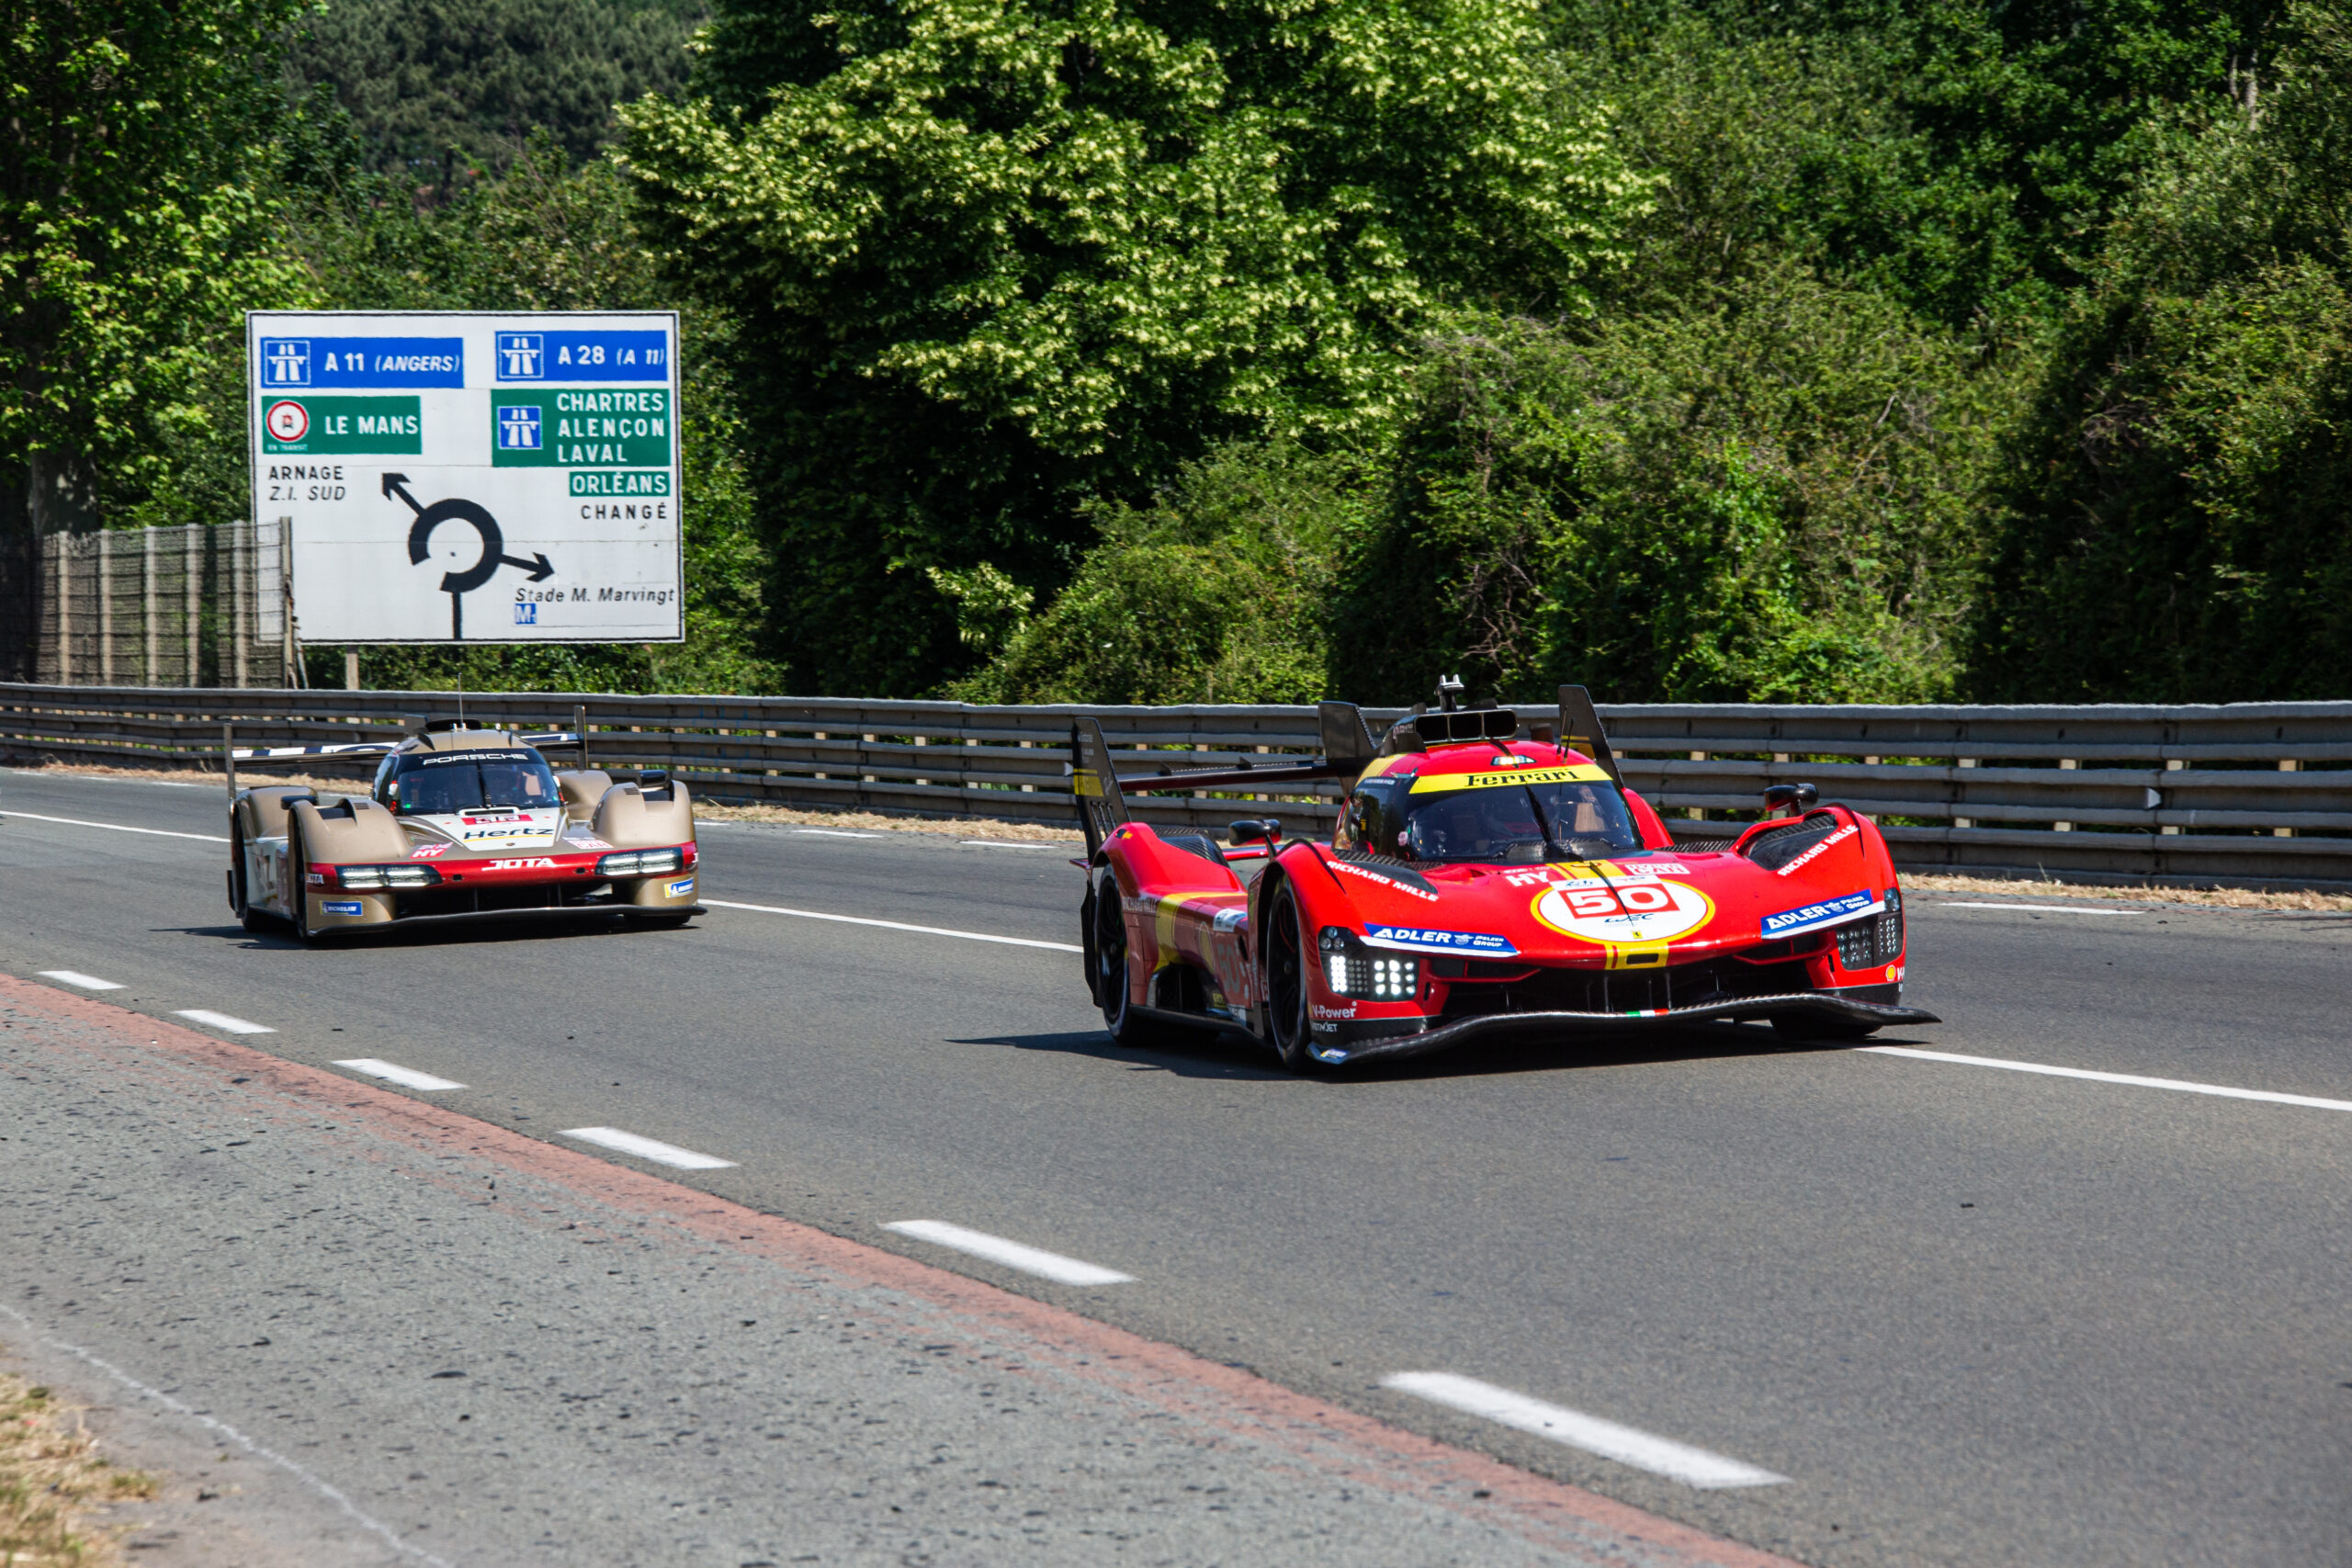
1764, 782, 1818, 815
1229, 818, 1283, 846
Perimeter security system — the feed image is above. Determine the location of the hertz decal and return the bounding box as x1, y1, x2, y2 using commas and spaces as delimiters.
1409, 763, 1612, 793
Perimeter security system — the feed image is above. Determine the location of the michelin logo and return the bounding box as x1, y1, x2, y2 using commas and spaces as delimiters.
322, 900, 364, 916
1762, 890, 1883, 938
1363, 925, 1518, 956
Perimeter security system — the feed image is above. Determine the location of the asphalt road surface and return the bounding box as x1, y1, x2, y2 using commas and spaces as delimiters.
3, 763, 2347, 1567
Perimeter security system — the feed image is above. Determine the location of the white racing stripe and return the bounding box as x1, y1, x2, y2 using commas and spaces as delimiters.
1862, 1044, 2352, 1112
1, 810, 227, 843
334, 1058, 465, 1092
706, 898, 1082, 953
883, 1221, 1133, 1286
173, 1009, 274, 1035
39, 970, 123, 991
560, 1127, 736, 1170
1937, 901, 2146, 915
1383, 1372, 1787, 1490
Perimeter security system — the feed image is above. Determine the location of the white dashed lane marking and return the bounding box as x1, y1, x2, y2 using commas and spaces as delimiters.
334, 1059, 465, 1092
705, 899, 1082, 953
1, 810, 227, 843
39, 970, 123, 991
1862, 1045, 2352, 1112
792, 829, 881, 839
173, 1009, 274, 1035
560, 1127, 736, 1170
1382, 1372, 1787, 1490
883, 1221, 1134, 1286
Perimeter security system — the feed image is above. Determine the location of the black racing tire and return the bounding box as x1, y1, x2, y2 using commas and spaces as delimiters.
288, 837, 319, 945
1092, 871, 1163, 1048
1771, 1013, 1882, 1042
1263, 880, 1316, 1071
231, 820, 271, 933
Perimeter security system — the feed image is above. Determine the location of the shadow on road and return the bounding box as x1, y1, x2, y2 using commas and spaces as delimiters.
953, 1020, 1939, 1084
163, 913, 689, 950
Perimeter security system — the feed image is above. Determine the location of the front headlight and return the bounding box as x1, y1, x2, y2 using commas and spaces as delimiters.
338, 865, 386, 889
1316, 927, 1419, 999
598, 847, 682, 877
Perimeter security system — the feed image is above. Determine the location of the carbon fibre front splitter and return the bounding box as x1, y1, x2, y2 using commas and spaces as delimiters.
1312, 991, 1941, 1066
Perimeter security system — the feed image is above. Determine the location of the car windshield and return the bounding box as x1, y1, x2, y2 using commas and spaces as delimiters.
390, 750, 559, 815
1392, 778, 1640, 863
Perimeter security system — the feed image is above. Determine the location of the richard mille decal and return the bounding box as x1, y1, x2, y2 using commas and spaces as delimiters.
1327, 858, 1441, 901
1776, 822, 1858, 875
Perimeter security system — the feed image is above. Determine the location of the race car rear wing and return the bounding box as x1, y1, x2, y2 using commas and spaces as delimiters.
221, 705, 594, 803
1069, 703, 1378, 859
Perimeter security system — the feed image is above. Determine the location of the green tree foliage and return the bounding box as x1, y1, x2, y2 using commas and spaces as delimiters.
953, 442, 1363, 703
285, 0, 705, 195
2, 0, 310, 533
622, 0, 1657, 694
1334, 275, 2026, 704
1972, 0, 2352, 699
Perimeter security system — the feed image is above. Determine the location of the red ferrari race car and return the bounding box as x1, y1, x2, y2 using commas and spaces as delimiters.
1072, 682, 1937, 1069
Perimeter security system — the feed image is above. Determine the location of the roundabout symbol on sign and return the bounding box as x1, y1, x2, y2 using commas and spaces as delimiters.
381, 473, 556, 639
265, 400, 309, 443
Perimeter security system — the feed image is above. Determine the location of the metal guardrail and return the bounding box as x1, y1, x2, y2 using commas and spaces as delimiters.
3, 685, 2348, 886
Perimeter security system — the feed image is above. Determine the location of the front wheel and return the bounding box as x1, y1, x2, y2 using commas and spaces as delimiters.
230, 822, 270, 933
1263, 881, 1315, 1071
288, 839, 319, 945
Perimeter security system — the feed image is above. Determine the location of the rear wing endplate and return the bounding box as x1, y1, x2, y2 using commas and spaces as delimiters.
1557, 684, 1620, 784
1068, 702, 1378, 860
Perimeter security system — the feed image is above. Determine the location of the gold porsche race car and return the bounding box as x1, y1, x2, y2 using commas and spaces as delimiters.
225, 718, 699, 941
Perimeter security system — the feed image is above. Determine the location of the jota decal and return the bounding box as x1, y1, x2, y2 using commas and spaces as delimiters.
1363, 925, 1518, 956
1763, 890, 1883, 938
1408, 763, 1611, 793
485, 857, 560, 871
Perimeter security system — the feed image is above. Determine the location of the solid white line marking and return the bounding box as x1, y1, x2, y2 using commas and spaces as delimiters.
706, 898, 1083, 953
560, 1127, 735, 1170
334, 1058, 464, 1092
0, 1300, 457, 1568
1383, 1372, 1787, 1490
883, 1221, 1133, 1286
1937, 901, 2145, 915
1862, 1045, 2352, 1113
39, 970, 123, 991
0, 809, 227, 842
173, 1009, 274, 1035
960, 840, 1057, 850
0, 769, 201, 789
794, 829, 882, 838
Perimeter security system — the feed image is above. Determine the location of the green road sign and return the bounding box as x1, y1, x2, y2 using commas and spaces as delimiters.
492, 389, 671, 468
261, 395, 422, 455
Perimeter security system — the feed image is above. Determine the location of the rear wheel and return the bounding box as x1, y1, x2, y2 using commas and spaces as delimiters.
1264, 882, 1314, 1071
1092, 872, 1162, 1048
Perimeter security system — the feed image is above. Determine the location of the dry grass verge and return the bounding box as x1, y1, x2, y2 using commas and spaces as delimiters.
0, 1373, 155, 1567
